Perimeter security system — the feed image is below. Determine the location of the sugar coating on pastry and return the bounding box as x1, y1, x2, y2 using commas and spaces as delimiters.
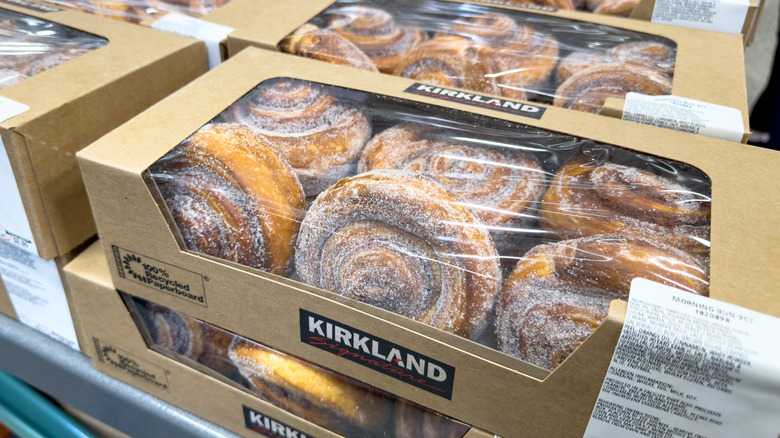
496, 234, 709, 369
553, 62, 672, 113
279, 23, 379, 72
327, 6, 428, 73
608, 41, 675, 76
393, 36, 508, 98
540, 157, 711, 259
152, 123, 306, 275
358, 122, 547, 251
222, 78, 371, 197
228, 337, 391, 429
295, 170, 501, 339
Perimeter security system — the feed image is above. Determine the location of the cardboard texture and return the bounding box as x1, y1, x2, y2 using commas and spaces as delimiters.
65, 243, 493, 438
0, 2, 208, 260
76, 48, 780, 437
212, 0, 750, 139
0, 272, 18, 320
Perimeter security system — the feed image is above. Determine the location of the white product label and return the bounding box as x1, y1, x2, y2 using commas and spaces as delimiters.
584, 278, 780, 438
152, 12, 234, 70
651, 0, 749, 34
623, 93, 744, 143
0, 241, 80, 350
0, 96, 36, 254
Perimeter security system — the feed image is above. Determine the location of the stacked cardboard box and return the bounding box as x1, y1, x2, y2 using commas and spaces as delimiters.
68, 47, 780, 437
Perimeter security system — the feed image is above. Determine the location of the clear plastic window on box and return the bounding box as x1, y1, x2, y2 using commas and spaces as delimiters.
124, 294, 472, 437
277, 0, 677, 115
146, 77, 711, 373
0, 8, 107, 90
31, 0, 232, 24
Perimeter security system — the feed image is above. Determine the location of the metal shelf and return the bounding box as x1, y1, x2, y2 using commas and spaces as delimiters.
0, 313, 240, 438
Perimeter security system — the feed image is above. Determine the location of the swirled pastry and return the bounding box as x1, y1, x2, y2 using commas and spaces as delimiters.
142, 302, 237, 376
608, 41, 675, 76
221, 78, 371, 196
555, 51, 609, 85
279, 23, 378, 72
492, 0, 576, 9
295, 171, 501, 339
358, 122, 546, 252
327, 6, 427, 73
394, 399, 472, 438
553, 63, 672, 113
229, 337, 392, 435
443, 12, 559, 99
496, 235, 709, 369
393, 36, 508, 99
540, 156, 711, 259
151, 123, 307, 275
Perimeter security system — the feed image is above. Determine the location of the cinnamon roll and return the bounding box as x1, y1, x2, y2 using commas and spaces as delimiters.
392, 36, 508, 99
358, 122, 547, 252
327, 6, 427, 73
295, 171, 502, 340
491, 0, 576, 9
539, 156, 711, 259
608, 41, 676, 76
496, 235, 709, 369
588, 0, 641, 16
555, 51, 609, 85
229, 337, 392, 435
221, 78, 372, 197
443, 12, 559, 99
279, 23, 379, 72
151, 123, 307, 276
553, 63, 672, 113
142, 302, 238, 377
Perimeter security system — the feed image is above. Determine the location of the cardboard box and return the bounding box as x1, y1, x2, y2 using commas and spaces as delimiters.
0, 272, 17, 320
210, 0, 750, 140
0, 1, 208, 261
65, 243, 493, 438
77, 48, 780, 437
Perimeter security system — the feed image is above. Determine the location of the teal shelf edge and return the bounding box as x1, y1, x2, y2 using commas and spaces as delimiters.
0, 313, 240, 438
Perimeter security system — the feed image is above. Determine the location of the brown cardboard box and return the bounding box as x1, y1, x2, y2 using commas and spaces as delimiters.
76, 48, 780, 437
65, 242, 494, 438
0, 1, 207, 261
209, 0, 750, 140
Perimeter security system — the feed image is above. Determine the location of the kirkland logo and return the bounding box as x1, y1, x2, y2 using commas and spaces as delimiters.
404, 83, 546, 119
243, 406, 309, 438
300, 310, 455, 399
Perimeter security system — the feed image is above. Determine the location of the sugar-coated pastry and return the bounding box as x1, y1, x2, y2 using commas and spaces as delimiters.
229, 337, 392, 435
491, 0, 576, 9
327, 6, 428, 73
221, 78, 372, 197
279, 23, 379, 72
553, 62, 672, 113
151, 123, 307, 275
358, 122, 547, 252
142, 302, 238, 377
586, 0, 640, 15
555, 51, 609, 85
393, 35, 508, 99
295, 171, 501, 340
496, 235, 709, 369
443, 12, 559, 99
539, 156, 711, 259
